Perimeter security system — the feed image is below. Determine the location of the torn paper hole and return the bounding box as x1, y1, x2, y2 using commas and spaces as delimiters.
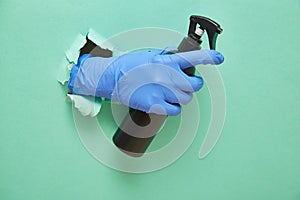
57, 29, 114, 116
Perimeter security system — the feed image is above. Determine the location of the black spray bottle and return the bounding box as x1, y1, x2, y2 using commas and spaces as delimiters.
113, 15, 223, 157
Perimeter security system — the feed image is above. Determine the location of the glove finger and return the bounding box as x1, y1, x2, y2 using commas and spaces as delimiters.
171, 71, 204, 93
154, 50, 224, 70
162, 101, 181, 116
149, 101, 181, 116
162, 87, 193, 104
182, 75, 204, 92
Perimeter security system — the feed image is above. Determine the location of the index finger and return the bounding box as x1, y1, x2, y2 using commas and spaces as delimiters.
154, 49, 224, 70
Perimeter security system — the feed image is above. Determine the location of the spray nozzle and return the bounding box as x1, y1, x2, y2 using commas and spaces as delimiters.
188, 15, 222, 50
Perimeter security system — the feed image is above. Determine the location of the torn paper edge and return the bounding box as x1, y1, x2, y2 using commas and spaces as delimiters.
57, 29, 115, 85
87, 28, 114, 51
67, 94, 102, 117
56, 34, 86, 85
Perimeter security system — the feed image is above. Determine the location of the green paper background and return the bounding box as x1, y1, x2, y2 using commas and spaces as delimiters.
0, 0, 299, 199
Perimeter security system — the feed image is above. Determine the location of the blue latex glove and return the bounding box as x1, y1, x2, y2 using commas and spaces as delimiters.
68, 48, 224, 116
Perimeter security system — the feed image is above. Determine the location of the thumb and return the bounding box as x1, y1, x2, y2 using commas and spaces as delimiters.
154, 50, 224, 70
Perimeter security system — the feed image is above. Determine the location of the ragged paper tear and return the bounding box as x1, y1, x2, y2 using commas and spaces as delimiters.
57, 28, 113, 85
57, 28, 113, 117
87, 28, 114, 51
67, 94, 102, 117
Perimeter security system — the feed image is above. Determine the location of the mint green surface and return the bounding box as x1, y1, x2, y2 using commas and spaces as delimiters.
0, 0, 299, 199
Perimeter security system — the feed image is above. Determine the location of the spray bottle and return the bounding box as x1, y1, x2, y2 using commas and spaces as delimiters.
113, 15, 223, 157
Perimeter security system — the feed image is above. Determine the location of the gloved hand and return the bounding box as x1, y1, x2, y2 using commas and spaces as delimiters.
68, 48, 224, 116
